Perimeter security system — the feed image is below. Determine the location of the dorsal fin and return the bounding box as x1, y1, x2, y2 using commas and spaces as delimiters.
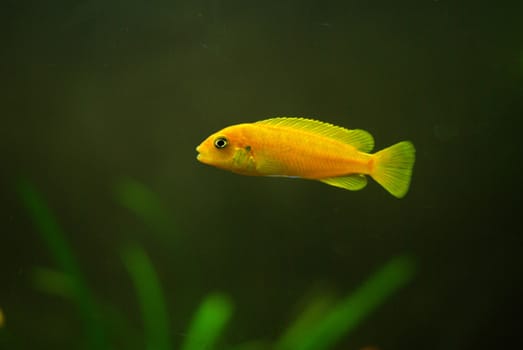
255, 117, 374, 152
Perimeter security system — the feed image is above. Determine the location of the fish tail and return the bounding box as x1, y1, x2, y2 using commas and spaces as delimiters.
370, 141, 415, 198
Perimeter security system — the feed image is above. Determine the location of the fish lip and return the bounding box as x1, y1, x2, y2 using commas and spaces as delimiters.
195, 145, 203, 162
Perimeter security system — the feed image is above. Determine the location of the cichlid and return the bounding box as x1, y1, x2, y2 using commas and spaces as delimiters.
196, 117, 415, 198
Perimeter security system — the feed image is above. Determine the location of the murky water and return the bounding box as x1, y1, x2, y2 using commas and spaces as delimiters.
1, 1, 522, 349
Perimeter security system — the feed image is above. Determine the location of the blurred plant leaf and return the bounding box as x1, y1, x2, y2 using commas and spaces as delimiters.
227, 340, 271, 350
17, 179, 108, 349
31, 266, 141, 349
121, 243, 172, 350
115, 178, 176, 235
276, 255, 416, 350
100, 302, 144, 350
276, 291, 337, 350
31, 266, 74, 299
181, 293, 233, 350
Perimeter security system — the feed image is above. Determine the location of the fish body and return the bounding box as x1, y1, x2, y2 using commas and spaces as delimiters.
196, 117, 415, 198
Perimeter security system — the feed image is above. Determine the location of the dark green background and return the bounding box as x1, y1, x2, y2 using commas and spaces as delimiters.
2, 0, 522, 349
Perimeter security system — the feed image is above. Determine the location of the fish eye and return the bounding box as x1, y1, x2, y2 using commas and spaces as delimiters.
214, 137, 228, 149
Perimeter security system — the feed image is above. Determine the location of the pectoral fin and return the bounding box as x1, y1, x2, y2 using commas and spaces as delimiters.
320, 174, 368, 191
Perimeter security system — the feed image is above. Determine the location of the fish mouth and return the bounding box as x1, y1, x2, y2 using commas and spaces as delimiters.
195, 145, 204, 162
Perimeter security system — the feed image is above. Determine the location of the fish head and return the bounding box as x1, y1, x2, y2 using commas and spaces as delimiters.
196, 124, 256, 174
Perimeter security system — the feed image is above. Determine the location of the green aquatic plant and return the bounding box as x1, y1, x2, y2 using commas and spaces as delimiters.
115, 178, 176, 236
181, 293, 233, 350
18, 178, 416, 350
31, 266, 74, 299
276, 256, 415, 350
17, 180, 108, 350
121, 243, 173, 350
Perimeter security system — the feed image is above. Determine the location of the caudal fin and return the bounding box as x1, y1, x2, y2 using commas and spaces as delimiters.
371, 141, 415, 198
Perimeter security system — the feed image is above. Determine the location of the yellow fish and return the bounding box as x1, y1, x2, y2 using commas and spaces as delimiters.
196, 117, 415, 198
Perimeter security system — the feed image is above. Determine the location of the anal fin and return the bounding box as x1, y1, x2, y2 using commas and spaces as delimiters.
320, 174, 367, 191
